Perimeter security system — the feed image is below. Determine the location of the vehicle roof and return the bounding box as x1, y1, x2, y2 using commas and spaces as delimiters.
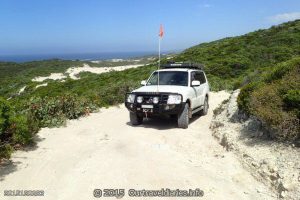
155, 68, 203, 72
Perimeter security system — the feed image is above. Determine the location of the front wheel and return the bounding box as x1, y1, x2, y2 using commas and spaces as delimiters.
130, 112, 143, 125
178, 103, 189, 129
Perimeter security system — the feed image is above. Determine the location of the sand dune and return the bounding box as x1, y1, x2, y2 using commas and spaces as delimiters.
32, 64, 143, 82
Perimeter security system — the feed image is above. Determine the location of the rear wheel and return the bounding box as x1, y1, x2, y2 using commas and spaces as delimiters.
200, 96, 209, 116
178, 103, 189, 129
130, 112, 143, 125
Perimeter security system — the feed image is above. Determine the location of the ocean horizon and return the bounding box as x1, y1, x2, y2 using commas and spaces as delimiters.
0, 51, 163, 63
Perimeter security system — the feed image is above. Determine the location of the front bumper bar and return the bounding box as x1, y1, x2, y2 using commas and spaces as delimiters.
125, 92, 185, 116
125, 102, 185, 116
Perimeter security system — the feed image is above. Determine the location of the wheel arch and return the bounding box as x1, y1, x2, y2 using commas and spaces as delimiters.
186, 98, 191, 108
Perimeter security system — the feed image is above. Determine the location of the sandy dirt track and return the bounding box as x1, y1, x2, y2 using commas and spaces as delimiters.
0, 91, 275, 200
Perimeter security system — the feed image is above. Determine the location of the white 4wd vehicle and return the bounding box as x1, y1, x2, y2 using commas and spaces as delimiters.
125, 62, 210, 128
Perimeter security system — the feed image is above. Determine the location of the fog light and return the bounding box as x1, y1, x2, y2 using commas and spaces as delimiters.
126, 94, 135, 103
137, 96, 143, 103
153, 97, 159, 104
167, 94, 182, 104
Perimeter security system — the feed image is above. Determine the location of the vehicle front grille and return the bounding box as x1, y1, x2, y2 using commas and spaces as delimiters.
142, 96, 154, 104
161, 95, 168, 103
135, 94, 169, 104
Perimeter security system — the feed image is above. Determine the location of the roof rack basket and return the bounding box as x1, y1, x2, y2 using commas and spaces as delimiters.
161, 62, 204, 70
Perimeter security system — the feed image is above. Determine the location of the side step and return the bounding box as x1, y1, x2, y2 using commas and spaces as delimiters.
192, 106, 203, 115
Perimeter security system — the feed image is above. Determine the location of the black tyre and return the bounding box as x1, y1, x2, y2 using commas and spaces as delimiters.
170, 114, 177, 119
178, 103, 189, 129
130, 112, 143, 125
200, 96, 209, 116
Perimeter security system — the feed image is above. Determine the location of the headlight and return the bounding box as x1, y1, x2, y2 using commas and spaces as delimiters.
153, 97, 159, 104
137, 96, 143, 103
126, 94, 135, 103
167, 94, 182, 104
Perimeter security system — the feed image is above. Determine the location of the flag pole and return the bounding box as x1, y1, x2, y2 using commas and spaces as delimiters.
158, 32, 161, 69
157, 24, 163, 92
157, 35, 161, 92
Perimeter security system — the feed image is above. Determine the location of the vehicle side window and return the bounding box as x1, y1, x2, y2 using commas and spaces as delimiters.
190, 72, 196, 86
196, 71, 206, 84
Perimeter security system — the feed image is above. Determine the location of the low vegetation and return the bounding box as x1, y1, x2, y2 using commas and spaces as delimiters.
0, 59, 84, 98
238, 57, 300, 142
174, 20, 300, 91
0, 62, 156, 159
174, 20, 300, 143
0, 97, 38, 158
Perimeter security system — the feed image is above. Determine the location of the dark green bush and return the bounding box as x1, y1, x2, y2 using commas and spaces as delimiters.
264, 58, 300, 83
10, 115, 32, 145
0, 97, 13, 142
237, 81, 260, 114
0, 97, 35, 159
28, 94, 96, 127
238, 57, 300, 142
283, 90, 300, 110
250, 82, 299, 141
0, 144, 13, 159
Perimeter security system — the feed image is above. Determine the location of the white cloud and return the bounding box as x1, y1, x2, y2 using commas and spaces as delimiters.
268, 12, 300, 23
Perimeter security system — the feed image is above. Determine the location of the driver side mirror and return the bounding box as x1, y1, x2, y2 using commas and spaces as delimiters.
141, 80, 147, 86
191, 80, 200, 87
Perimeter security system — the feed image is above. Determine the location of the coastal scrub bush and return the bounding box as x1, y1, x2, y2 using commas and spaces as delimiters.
0, 97, 13, 143
238, 57, 300, 142
28, 94, 96, 127
0, 97, 35, 159
250, 83, 299, 141
0, 144, 13, 159
237, 81, 260, 115
283, 90, 300, 112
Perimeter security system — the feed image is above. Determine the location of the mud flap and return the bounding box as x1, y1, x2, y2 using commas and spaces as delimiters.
188, 107, 192, 118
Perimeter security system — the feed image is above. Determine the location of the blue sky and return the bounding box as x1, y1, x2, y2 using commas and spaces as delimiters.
0, 0, 300, 55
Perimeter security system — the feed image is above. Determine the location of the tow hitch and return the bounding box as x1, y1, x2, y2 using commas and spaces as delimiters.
143, 109, 152, 119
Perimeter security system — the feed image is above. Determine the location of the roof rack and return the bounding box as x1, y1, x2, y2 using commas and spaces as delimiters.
161, 62, 204, 70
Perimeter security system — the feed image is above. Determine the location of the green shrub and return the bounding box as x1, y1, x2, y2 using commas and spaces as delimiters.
10, 115, 31, 145
237, 82, 260, 114
28, 94, 96, 127
250, 83, 299, 141
0, 97, 12, 138
283, 90, 300, 110
238, 57, 300, 142
0, 144, 13, 159
0, 97, 36, 159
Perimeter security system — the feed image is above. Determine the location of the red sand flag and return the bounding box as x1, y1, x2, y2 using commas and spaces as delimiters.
159, 24, 164, 38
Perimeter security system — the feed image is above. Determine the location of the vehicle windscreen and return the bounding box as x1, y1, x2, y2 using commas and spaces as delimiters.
147, 71, 188, 86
